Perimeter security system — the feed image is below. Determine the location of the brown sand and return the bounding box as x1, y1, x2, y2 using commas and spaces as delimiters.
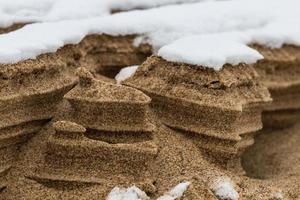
242, 124, 300, 199
253, 44, 300, 129
0, 24, 25, 34
0, 35, 300, 199
66, 34, 152, 78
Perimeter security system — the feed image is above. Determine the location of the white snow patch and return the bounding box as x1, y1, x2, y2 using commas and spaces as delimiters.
210, 177, 239, 200
107, 182, 190, 200
157, 182, 191, 200
271, 192, 284, 200
1, 0, 300, 69
158, 33, 263, 70
115, 65, 139, 84
106, 186, 150, 200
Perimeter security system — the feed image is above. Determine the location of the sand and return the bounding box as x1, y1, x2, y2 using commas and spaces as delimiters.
0, 34, 300, 199
0, 24, 25, 34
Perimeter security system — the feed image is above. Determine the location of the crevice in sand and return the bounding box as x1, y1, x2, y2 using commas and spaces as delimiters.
125, 56, 271, 140
0, 120, 50, 146
26, 119, 157, 187
61, 34, 152, 79
124, 56, 270, 176
84, 129, 153, 144
168, 126, 256, 175
27, 176, 99, 190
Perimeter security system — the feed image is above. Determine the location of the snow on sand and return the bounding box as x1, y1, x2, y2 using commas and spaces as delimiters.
0, 0, 207, 28
107, 182, 190, 200
1, 0, 300, 70
210, 177, 239, 200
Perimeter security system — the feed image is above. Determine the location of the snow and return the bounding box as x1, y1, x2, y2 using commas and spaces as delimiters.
210, 177, 239, 200
106, 186, 149, 200
0, 0, 108, 28
1, 0, 300, 69
157, 182, 191, 200
115, 65, 139, 84
158, 34, 263, 70
0, 0, 207, 28
107, 182, 190, 200
109, 0, 208, 12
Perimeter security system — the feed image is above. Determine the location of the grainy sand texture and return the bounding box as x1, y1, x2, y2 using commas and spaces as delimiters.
0, 32, 300, 200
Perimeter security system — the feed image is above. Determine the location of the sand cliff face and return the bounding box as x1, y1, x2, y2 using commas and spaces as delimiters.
253, 45, 300, 128
0, 55, 76, 192
0, 34, 299, 199
124, 56, 271, 173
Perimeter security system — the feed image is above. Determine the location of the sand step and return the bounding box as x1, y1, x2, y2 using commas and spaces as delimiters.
32, 69, 157, 184
0, 120, 49, 148
265, 85, 300, 111
125, 56, 270, 140
0, 58, 77, 129
64, 67, 153, 132
144, 92, 263, 141
31, 121, 157, 183
0, 84, 75, 129
124, 56, 270, 174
